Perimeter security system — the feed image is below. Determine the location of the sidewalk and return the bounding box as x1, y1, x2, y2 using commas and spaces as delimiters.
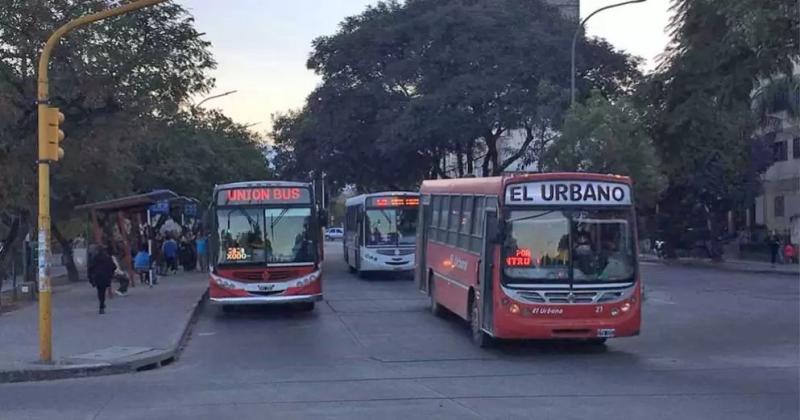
0, 271, 208, 383
640, 254, 800, 276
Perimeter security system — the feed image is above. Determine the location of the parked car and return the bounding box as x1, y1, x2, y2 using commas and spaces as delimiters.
325, 227, 344, 241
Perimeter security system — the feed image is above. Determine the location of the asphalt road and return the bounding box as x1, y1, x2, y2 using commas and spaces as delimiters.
1, 243, 798, 419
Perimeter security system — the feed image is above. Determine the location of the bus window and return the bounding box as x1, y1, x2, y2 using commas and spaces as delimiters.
265, 208, 315, 264
217, 208, 265, 264
366, 207, 418, 247
502, 209, 635, 283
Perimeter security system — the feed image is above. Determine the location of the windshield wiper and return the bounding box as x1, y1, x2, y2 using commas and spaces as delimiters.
507, 210, 556, 223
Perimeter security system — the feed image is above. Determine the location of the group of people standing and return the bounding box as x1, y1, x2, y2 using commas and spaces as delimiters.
87, 231, 209, 315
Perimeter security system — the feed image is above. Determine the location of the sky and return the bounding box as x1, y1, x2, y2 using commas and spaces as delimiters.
181, 0, 673, 129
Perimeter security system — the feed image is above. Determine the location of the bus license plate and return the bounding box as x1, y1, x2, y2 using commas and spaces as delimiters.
597, 329, 616, 338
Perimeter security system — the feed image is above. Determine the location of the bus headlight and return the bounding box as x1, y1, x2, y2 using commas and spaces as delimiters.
294, 271, 320, 287
620, 302, 632, 312
214, 276, 238, 290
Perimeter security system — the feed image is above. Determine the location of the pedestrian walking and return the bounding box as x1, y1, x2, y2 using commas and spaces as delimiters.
162, 235, 178, 275
768, 232, 781, 266
196, 234, 208, 272
88, 245, 116, 314
134, 246, 151, 285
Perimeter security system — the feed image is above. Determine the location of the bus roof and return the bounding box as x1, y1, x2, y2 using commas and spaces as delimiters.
420, 173, 632, 195
213, 180, 311, 193
345, 191, 419, 207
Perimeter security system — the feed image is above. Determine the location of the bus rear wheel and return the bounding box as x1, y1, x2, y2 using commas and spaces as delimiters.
470, 297, 493, 348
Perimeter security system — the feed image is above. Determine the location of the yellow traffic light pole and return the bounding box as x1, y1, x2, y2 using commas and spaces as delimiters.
37, 0, 167, 363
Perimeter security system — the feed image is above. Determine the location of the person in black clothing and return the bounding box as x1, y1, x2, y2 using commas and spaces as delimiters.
88, 246, 116, 314
768, 232, 781, 266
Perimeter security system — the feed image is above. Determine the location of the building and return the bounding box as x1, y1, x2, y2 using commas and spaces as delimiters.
754, 114, 800, 242
753, 67, 800, 244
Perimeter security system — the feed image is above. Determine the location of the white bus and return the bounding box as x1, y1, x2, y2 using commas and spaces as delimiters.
344, 192, 420, 275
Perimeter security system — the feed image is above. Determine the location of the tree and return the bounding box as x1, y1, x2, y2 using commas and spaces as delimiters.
274, 0, 640, 190
0, 1, 269, 281
641, 0, 799, 259
543, 92, 666, 208
132, 109, 272, 201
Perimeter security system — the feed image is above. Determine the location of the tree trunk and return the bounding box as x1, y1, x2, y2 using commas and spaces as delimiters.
52, 223, 80, 283
456, 144, 465, 178
466, 142, 474, 175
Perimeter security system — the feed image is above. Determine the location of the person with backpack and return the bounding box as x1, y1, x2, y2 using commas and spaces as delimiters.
88, 245, 116, 314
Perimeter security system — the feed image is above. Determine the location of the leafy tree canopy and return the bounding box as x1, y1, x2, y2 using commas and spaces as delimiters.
273, 0, 640, 190
544, 92, 666, 208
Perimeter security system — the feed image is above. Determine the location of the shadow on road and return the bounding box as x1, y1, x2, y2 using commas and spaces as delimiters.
212, 303, 319, 320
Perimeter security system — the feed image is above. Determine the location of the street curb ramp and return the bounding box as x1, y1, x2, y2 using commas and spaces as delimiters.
0, 288, 209, 384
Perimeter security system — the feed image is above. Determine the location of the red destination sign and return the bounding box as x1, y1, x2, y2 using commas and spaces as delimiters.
369, 196, 420, 208
217, 187, 311, 205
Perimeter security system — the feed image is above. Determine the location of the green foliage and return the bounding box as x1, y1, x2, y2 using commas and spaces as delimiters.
544, 92, 666, 207
132, 110, 271, 205
641, 0, 799, 247
273, 0, 640, 189
0, 1, 268, 231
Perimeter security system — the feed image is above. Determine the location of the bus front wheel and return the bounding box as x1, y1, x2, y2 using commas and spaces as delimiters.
470, 297, 493, 348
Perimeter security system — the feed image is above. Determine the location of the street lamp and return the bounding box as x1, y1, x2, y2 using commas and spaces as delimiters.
570, 0, 647, 106
195, 90, 237, 108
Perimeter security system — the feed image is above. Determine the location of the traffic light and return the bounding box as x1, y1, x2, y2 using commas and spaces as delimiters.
38, 106, 65, 161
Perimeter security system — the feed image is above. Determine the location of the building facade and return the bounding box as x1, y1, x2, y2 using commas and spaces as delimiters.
754, 113, 800, 243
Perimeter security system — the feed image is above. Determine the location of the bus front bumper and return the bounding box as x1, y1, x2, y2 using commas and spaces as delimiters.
210, 294, 323, 305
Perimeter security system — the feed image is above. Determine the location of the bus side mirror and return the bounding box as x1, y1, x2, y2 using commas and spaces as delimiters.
318, 209, 329, 227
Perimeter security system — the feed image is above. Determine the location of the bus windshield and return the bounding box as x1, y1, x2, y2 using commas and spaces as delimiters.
502, 209, 635, 284
365, 207, 418, 247
217, 207, 315, 265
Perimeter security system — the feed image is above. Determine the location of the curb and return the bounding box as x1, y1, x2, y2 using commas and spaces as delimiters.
0, 288, 209, 384
641, 256, 799, 277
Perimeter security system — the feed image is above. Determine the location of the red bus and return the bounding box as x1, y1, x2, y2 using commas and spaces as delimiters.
209, 181, 325, 312
416, 173, 641, 346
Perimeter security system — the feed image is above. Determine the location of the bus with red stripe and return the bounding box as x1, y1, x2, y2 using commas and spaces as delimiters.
416, 173, 641, 346
209, 181, 324, 312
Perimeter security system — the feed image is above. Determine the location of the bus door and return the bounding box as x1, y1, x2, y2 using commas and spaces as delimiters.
481, 209, 498, 333
416, 195, 431, 292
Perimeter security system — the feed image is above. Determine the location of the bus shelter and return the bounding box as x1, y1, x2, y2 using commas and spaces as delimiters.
76, 190, 201, 288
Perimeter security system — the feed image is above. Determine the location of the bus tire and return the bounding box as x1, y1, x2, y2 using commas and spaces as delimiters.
297, 302, 315, 312
221, 305, 235, 314
470, 296, 493, 348
585, 338, 607, 346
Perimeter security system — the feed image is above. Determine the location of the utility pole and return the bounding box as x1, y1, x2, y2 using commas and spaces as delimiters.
570, 0, 647, 106
36, 0, 167, 363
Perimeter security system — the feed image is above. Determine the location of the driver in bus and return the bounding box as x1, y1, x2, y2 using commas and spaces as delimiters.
573, 227, 596, 275
371, 226, 383, 245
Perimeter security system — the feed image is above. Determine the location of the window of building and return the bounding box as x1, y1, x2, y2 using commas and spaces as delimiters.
793, 137, 800, 159
775, 195, 785, 217
773, 141, 788, 162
